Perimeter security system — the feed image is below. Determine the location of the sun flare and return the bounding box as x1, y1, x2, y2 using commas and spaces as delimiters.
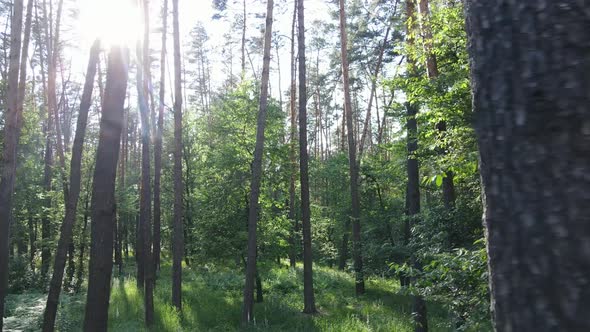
79, 0, 143, 49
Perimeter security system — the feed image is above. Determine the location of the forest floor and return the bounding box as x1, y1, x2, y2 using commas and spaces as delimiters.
4, 261, 458, 331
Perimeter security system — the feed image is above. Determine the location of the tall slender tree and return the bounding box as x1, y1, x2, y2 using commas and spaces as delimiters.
137, 0, 154, 323
83, 45, 129, 332
153, 0, 168, 273
338, 0, 365, 296
0, 1, 24, 329
287, 0, 298, 269
465, 1, 590, 330
241, 0, 274, 323
405, 1, 428, 331
43, 39, 101, 332
171, 0, 184, 311
297, 0, 317, 315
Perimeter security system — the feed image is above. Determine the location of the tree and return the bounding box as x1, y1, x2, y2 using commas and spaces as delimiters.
287, 0, 298, 269
137, 0, 154, 324
83, 45, 129, 332
405, 1, 428, 331
417, 0, 455, 209
241, 0, 274, 323
464, 1, 590, 330
171, 0, 184, 312
297, 0, 317, 315
0, 1, 24, 329
338, 0, 365, 296
43, 39, 100, 332
154, 0, 168, 273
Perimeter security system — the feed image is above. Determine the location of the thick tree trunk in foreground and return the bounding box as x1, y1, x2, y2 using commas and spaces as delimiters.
43, 40, 100, 332
241, 0, 274, 324
0, 1, 24, 329
83, 46, 129, 332
465, 1, 590, 331
171, 0, 184, 311
297, 0, 317, 314
338, 0, 365, 296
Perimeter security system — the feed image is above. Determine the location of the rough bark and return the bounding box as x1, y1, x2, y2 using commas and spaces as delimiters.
241, 0, 274, 323
42, 39, 100, 332
171, 0, 184, 311
0, 1, 24, 329
464, 1, 590, 331
83, 45, 129, 332
338, 0, 365, 296
297, 0, 317, 314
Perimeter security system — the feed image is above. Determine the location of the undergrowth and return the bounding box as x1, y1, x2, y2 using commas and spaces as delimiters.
5, 261, 476, 331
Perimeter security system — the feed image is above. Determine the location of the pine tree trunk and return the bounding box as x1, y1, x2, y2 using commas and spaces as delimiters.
297, 0, 317, 314
137, 9, 155, 322
287, 0, 298, 270
153, 0, 168, 275
171, 0, 184, 312
43, 40, 100, 332
338, 0, 365, 296
0, 1, 24, 329
241, 0, 274, 323
465, 1, 590, 330
83, 45, 129, 332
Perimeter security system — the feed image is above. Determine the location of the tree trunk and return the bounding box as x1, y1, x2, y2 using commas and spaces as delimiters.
359, 23, 391, 158
297, 0, 317, 314
0, 1, 24, 328
171, 0, 184, 312
74, 189, 90, 293
83, 45, 129, 332
137, 2, 154, 320
153, 0, 168, 275
465, 1, 590, 330
338, 0, 365, 296
405, 2, 428, 331
241, 0, 274, 324
43, 40, 100, 332
287, 0, 297, 270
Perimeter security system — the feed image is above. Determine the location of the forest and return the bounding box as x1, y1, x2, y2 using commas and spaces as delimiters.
0, 0, 588, 331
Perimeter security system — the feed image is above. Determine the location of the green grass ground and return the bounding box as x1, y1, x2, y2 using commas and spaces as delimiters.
5, 262, 458, 331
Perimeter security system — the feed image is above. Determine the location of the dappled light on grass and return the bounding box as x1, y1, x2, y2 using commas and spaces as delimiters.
5, 262, 462, 331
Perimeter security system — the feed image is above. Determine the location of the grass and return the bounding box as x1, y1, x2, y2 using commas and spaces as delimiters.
5, 260, 460, 331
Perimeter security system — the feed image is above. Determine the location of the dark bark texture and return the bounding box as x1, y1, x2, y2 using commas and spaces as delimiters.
464, 1, 590, 331
297, 0, 317, 314
83, 46, 129, 332
171, 0, 184, 311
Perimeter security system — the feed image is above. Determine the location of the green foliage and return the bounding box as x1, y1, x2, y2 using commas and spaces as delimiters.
5, 262, 467, 331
